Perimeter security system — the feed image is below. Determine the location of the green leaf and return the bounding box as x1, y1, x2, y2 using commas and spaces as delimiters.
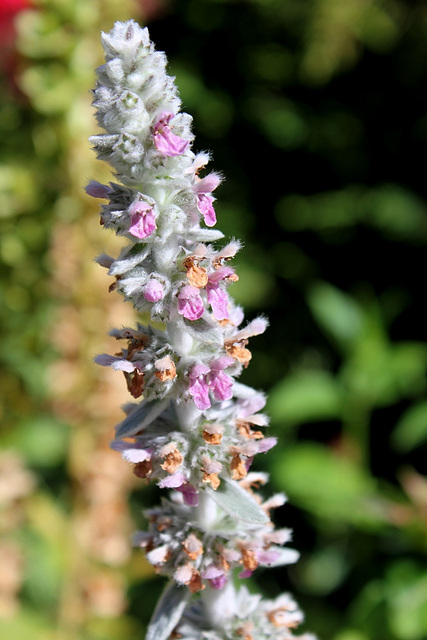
1, 416, 69, 467
206, 478, 269, 525
271, 443, 383, 528
268, 370, 343, 426
387, 561, 427, 640
145, 581, 190, 640
0, 607, 54, 640
392, 400, 427, 452
307, 281, 363, 350
115, 398, 170, 438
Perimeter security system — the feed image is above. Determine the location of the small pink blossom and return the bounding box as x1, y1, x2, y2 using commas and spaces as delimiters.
256, 437, 277, 453
206, 267, 236, 320
201, 565, 227, 589
236, 392, 267, 418
209, 574, 227, 589
158, 471, 186, 488
197, 194, 216, 226
178, 285, 204, 321
175, 482, 199, 506
110, 440, 152, 464
188, 363, 211, 410
256, 550, 281, 565
95, 354, 142, 373
195, 173, 221, 227
207, 285, 229, 320
174, 564, 194, 585
129, 199, 157, 239
153, 112, 189, 156
208, 356, 234, 401
239, 569, 253, 579
143, 279, 164, 302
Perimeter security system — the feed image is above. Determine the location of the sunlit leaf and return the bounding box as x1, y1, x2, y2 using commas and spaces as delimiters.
268, 370, 343, 425
145, 581, 190, 640
307, 282, 363, 350
207, 478, 269, 525
271, 443, 383, 528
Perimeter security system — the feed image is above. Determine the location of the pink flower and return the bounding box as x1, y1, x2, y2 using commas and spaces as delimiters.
209, 574, 227, 589
208, 356, 234, 401
175, 482, 199, 506
201, 565, 227, 589
153, 112, 189, 156
158, 471, 186, 488
143, 279, 164, 302
207, 285, 229, 320
110, 439, 152, 463
95, 354, 142, 372
256, 550, 281, 565
188, 358, 234, 409
177, 285, 204, 321
206, 267, 236, 321
188, 363, 211, 410
239, 569, 253, 579
129, 199, 157, 239
256, 437, 277, 453
195, 173, 221, 227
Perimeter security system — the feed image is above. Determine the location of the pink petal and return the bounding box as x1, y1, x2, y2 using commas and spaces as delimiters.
190, 363, 210, 378
208, 370, 233, 402
178, 285, 204, 321
122, 447, 151, 463
209, 574, 227, 590
129, 200, 157, 239
175, 482, 199, 506
239, 569, 253, 579
207, 266, 235, 286
197, 193, 216, 227
153, 112, 189, 157
201, 565, 224, 580
110, 440, 152, 463
229, 306, 244, 327
143, 279, 164, 302
195, 172, 221, 195
237, 393, 267, 417
256, 550, 281, 565
189, 376, 211, 410
209, 356, 234, 371
207, 284, 229, 320
256, 437, 277, 453
94, 354, 140, 373
158, 471, 186, 488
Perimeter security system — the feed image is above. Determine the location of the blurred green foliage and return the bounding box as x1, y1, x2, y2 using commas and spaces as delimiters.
1, 0, 427, 639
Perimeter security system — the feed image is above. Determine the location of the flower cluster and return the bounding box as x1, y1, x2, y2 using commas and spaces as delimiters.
88, 20, 316, 640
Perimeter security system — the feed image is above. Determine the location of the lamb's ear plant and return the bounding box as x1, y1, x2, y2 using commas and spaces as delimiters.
87, 19, 317, 640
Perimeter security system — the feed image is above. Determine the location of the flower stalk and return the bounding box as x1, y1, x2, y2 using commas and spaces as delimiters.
88, 19, 316, 640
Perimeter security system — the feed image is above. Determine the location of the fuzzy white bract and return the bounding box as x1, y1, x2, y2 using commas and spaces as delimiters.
88, 19, 316, 640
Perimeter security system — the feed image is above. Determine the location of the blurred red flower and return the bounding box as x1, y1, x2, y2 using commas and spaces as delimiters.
0, 0, 31, 92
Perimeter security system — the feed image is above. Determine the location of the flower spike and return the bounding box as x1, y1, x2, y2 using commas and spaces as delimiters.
88, 19, 316, 640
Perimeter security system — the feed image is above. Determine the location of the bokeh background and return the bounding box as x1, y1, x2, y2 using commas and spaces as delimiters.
1, 0, 427, 639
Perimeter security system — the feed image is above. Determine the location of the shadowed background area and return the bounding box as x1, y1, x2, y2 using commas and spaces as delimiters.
1, 1, 427, 639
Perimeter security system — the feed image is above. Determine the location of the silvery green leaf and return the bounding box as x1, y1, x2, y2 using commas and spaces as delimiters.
115, 398, 170, 437
145, 581, 190, 640
187, 229, 224, 242
109, 246, 150, 275
183, 317, 223, 345
206, 477, 269, 525
89, 133, 118, 150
